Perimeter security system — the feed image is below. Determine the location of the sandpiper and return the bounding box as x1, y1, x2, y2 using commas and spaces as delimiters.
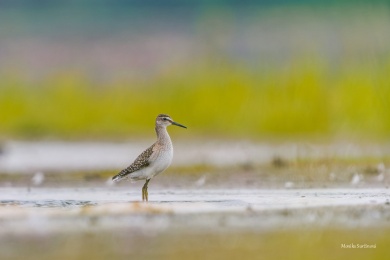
112, 114, 187, 202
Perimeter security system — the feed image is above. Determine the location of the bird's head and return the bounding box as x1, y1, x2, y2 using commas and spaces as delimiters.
156, 114, 187, 129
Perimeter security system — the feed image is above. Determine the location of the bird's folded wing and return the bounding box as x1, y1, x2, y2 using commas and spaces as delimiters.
112, 144, 155, 181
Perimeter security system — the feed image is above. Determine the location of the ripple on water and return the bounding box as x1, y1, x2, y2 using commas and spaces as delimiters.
155, 200, 248, 206
0, 200, 97, 208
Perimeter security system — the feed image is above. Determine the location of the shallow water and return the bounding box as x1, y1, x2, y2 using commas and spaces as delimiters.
1, 187, 389, 229
1, 187, 389, 260
1, 187, 389, 206
0, 199, 97, 207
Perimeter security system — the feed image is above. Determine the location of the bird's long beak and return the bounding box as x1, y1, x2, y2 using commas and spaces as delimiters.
171, 121, 187, 129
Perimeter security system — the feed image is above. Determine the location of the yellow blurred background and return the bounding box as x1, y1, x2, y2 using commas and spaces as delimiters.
0, 1, 389, 140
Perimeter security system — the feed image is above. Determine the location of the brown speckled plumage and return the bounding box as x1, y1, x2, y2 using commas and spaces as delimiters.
112, 144, 155, 182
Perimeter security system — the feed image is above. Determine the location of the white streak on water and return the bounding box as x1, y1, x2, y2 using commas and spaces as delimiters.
1, 140, 390, 173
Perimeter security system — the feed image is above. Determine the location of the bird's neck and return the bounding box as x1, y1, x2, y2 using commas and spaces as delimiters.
155, 125, 172, 145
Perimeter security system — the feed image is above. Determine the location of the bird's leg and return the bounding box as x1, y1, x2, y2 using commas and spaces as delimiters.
142, 179, 150, 202
145, 179, 150, 202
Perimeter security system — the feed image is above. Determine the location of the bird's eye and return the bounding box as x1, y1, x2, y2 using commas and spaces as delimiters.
163, 118, 167, 121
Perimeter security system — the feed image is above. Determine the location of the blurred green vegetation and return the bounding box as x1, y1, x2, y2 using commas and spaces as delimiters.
1, 55, 390, 140
1, 2, 390, 140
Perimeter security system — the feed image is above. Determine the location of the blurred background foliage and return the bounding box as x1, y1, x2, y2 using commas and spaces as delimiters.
0, 0, 390, 140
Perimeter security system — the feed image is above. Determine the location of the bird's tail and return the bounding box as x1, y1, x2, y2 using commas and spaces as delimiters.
112, 170, 128, 182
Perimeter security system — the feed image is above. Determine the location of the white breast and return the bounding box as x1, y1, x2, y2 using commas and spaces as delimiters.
151, 147, 173, 177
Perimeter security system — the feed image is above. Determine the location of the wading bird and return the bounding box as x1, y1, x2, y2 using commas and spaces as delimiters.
112, 114, 187, 201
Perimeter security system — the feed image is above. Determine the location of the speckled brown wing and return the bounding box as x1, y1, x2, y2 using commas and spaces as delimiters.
112, 144, 155, 182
